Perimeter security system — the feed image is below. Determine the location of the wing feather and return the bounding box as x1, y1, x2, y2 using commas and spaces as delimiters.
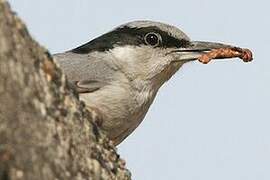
53, 52, 115, 93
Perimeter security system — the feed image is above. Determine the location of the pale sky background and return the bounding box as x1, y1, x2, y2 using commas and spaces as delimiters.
8, 0, 270, 179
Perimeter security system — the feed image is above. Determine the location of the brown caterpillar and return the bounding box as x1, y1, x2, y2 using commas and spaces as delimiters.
198, 47, 253, 64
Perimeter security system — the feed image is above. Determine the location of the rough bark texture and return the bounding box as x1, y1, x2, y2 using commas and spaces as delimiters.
0, 1, 131, 179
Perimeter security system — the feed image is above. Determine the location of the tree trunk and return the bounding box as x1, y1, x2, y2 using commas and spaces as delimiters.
0, 1, 131, 179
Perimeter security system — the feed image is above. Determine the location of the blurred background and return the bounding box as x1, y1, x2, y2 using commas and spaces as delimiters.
8, 0, 270, 179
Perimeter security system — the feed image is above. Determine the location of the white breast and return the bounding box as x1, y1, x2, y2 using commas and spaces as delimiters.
80, 79, 157, 145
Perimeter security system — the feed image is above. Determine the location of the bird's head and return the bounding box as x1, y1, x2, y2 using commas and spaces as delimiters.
71, 20, 233, 89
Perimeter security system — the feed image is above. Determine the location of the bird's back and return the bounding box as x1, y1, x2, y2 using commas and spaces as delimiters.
54, 52, 116, 85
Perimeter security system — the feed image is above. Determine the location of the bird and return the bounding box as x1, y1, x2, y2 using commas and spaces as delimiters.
54, 20, 237, 145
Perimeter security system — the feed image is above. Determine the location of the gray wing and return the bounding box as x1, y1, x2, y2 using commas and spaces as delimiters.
53, 52, 116, 93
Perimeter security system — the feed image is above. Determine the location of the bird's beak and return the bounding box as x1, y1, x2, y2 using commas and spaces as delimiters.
171, 41, 235, 62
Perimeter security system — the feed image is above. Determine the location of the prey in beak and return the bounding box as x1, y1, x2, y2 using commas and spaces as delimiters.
171, 41, 253, 64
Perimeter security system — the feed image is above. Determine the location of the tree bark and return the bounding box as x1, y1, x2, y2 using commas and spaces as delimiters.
0, 1, 131, 179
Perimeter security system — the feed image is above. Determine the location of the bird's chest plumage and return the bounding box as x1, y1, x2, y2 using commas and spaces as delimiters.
112, 87, 156, 144
79, 82, 157, 144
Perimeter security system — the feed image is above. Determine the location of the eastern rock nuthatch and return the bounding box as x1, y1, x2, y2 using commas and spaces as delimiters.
54, 20, 238, 145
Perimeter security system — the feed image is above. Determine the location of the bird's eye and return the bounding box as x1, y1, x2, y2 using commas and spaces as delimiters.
144, 32, 161, 47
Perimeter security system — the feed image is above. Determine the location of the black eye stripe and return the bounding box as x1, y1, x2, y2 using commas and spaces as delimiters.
71, 26, 190, 54
123, 26, 190, 48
